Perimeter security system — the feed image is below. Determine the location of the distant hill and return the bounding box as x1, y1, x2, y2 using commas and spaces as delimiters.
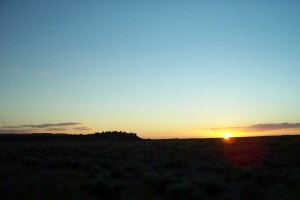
0, 131, 142, 141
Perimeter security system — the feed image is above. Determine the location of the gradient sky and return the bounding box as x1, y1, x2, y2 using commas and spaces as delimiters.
1, 0, 300, 138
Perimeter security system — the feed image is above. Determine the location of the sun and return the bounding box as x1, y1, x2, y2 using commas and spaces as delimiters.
222, 132, 232, 140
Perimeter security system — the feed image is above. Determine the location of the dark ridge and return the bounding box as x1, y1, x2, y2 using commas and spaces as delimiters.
0, 131, 142, 141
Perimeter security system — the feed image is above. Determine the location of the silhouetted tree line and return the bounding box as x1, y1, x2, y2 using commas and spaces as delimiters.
93, 131, 138, 138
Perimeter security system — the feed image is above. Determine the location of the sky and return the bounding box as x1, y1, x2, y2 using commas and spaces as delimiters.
1, 0, 300, 138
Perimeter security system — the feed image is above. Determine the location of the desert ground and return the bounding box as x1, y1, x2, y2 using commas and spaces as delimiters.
0, 135, 300, 200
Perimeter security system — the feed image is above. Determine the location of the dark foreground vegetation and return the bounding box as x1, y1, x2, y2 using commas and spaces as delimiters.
1, 134, 300, 200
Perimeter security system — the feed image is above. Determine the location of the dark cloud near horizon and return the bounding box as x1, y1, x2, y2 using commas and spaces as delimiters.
0, 129, 39, 134
73, 127, 91, 131
2, 122, 81, 129
247, 123, 300, 131
208, 123, 300, 132
0, 122, 91, 134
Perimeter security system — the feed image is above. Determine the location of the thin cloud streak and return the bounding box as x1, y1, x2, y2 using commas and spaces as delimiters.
45, 128, 68, 132
2, 122, 81, 129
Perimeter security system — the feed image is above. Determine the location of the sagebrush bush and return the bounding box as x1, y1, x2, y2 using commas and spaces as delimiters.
164, 181, 205, 200
203, 180, 225, 196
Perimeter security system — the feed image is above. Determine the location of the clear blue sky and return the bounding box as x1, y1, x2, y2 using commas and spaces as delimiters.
1, 0, 300, 138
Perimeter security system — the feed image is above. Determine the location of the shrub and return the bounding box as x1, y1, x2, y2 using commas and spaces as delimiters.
241, 184, 262, 200
164, 181, 205, 200
87, 173, 122, 200
203, 180, 225, 196
110, 167, 124, 179
164, 157, 187, 169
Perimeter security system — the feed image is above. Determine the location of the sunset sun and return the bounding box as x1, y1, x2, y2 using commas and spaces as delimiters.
222, 133, 232, 140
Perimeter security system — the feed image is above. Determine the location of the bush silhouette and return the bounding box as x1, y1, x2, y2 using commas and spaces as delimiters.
203, 180, 225, 196
164, 182, 204, 200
